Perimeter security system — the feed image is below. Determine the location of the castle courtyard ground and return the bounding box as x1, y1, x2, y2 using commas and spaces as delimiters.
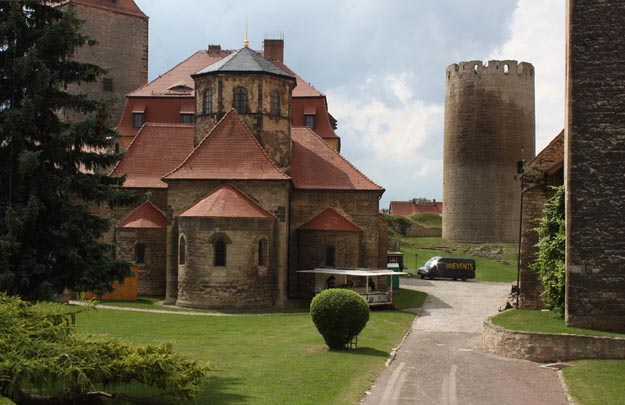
362, 279, 570, 404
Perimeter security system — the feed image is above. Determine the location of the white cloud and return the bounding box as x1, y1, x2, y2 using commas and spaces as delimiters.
489, 0, 565, 151
327, 73, 444, 207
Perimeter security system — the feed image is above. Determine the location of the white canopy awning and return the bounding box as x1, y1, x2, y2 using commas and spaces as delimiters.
298, 268, 407, 277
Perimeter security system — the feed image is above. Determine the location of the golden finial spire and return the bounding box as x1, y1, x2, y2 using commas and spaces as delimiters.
243, 17, 250, 48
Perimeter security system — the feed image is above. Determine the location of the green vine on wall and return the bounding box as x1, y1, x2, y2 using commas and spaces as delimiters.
531, 185, 566, 317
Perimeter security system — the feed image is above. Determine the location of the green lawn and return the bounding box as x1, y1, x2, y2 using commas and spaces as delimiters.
72, 292, 423, 404
398, 237, 517, 283
393, 288, 427, 310
563, 360, 625, 405
491, 310, 625, 338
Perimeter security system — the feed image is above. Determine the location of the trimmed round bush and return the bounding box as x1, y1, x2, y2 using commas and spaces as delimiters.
310, 289, 370, 350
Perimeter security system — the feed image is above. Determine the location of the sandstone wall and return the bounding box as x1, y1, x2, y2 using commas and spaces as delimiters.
61, 3, 148, 125
443, 60, 535, 243
289, 190, 384, 296
117, 228, 166, 296
565, 0, 625, 331
176, 217, 276, 309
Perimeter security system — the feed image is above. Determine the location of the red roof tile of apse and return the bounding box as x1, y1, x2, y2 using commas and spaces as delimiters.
118, 201, 167, 229
298, 208, 362, 232
288, 127, 383, 191
178, 184, 277, 219
111, 123, 195, 188
164, 109, 289, 181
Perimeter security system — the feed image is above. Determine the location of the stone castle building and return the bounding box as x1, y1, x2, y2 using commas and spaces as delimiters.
443, 60, 535, 243
110, 43, 387, 308
57, 0, 148, 125
564, 0, 625, 331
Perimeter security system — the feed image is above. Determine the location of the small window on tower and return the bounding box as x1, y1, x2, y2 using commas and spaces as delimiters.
203, 89, 212, 114
132, 113, 144, 128
102, 78, 113, 92
135, 243, 145, 264
233, 86, 249, 113
325, 246, 336, 267
270, 91, 280, 116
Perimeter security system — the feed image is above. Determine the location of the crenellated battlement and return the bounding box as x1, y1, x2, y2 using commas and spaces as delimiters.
447, 60, 534, 79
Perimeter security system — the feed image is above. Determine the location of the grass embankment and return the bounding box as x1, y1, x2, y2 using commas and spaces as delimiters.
492, 309, 625, 405
563, 360, 625, 405
387, 213, 517, 283
491, 310, 625, 338
399, 236, 517, 283
74, 289, 424, 404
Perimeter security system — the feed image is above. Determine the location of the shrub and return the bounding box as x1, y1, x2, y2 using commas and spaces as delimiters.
310, 289, 370, 350
531, 185, 566, 317
0, 294, 207, 403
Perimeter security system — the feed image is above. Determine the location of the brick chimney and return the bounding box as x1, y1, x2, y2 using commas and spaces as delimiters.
208, 44, 221, 52
264, 39, 284, 62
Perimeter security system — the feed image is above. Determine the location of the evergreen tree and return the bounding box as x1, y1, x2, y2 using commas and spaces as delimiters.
0, 1, 135, 300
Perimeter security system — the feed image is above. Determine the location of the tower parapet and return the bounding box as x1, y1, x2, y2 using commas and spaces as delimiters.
443, 59, 535, 243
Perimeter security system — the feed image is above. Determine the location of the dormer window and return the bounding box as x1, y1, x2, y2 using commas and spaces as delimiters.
233, 86, 249, 113
180, 114, 194, 124
305, 114, 315, 130
133, 113, 144, 128
167, 82, 193, 94
132, 104, 146, 128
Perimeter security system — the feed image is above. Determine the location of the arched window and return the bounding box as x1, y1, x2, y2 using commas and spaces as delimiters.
214, 240, 226, 266
135, 243, 145, 264
270, 91, 280, 116
325, 246, 336, 267
179, 236, 186, 265
233, 86, 248, 113
203, 89, 212, 114
258, 238, 267, 266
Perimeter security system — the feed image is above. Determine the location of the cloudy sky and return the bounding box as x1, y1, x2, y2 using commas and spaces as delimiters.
134, 0, 565, 209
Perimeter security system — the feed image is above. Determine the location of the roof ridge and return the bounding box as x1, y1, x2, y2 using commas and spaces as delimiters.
143, 122, 195, 128
128, 50, 205, 97
526, 129, 564, 168
294, 126, 383, 190
110, 121, 149, 176
163, 109, 289, 180
177, 183, 277, 219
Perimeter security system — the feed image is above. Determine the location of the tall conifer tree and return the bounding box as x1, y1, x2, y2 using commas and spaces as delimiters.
0, 1, 134, 300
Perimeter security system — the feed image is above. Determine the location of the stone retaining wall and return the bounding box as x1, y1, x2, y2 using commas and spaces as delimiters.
481, 318, 625, 362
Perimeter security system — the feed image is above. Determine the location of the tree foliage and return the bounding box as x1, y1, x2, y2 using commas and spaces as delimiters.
531, 185, 566, 317
310, 289, 370, 350
0, 1, 136, 300
0, 294, 207, 404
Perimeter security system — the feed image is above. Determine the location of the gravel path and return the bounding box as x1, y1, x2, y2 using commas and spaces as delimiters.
362, 279, 571, 405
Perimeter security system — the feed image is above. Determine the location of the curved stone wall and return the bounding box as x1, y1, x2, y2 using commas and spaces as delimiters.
481, 318, 625, 362
443, 60, 535, 242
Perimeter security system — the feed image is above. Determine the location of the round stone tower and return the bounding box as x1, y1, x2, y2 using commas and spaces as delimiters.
443, 60, 535, 243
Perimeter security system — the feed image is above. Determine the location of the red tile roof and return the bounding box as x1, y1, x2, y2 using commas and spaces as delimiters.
273, 61, 324, 98
57, 0, 147, 18
298, 208, 362, 232
164, 109, 289, 181
110, 123, 195, 188
388, 200, 443, 216
288, 127, 383, 191
116, 97, 196, 139
128, 49, 234, 97
118, 201, 167, 229
178, 184, 276, 219
526, 130, 564, 173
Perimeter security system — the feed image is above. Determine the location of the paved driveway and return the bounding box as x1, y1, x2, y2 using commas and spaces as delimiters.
362, 279, 570, 405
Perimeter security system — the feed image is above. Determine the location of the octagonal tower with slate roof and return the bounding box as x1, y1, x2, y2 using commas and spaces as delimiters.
192, 46, 296, 170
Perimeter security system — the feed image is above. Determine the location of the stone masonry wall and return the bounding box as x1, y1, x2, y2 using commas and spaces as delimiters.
61, 3, 148, 125
565, 0, 625, 331
165, 180, 290, 306
116, 227, 166, 296
194, 73, 295, 168
176, 217, 276, 309
482, 319, 625, 362
443, 60, 535, 243
289, 190, 384, 297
